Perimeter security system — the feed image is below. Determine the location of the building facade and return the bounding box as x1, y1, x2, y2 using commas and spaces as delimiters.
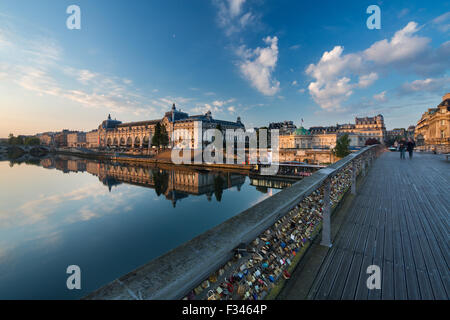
386, 128, 406, 140
279, 127, 338, 150
86, 130, 100, 148
407, 126, 416, 140
415, 93, 450, 153
39, 133, 54, 146
97, 104, 245, 150
67, 132, 87, 148
337, 115, 386, 144
269, 121, 297, 135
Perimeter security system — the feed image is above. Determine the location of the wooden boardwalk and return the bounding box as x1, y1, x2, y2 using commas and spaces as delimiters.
302, 151, 449, 300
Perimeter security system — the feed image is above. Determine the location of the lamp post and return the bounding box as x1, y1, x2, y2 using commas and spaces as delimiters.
172, 104, 175, 149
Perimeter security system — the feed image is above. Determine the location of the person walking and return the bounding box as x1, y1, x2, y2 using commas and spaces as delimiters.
406, 138, 416, 159
399, 139, 406, 160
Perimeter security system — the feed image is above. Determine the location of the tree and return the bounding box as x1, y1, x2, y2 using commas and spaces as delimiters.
8, 134, 24, 145
213, 176, 225, 202
334, 134, 351, 158
24, 136, 40, 146
8, 133, 14, 145
160, 124, 169, 148
152, 169, 168, 196
152, 123, 162, 147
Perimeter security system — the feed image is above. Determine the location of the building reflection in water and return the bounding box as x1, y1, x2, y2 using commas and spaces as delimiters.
39, 156, 253, 207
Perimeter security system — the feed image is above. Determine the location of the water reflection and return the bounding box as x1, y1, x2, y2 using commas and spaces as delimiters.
0, 156, 290, 299
36, 156, 248, 207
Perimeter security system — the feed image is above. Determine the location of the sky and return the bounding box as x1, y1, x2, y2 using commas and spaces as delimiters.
0, 0, 449, 137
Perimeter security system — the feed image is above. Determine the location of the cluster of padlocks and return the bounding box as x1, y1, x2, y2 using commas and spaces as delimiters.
183, 162, 361, 301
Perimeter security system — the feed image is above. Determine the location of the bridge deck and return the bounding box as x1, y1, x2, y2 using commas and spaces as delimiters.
282, 151, 449, 300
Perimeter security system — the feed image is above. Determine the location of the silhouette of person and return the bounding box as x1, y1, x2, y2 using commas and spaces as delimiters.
399, 139, 406, 160
406, 138, 416, 159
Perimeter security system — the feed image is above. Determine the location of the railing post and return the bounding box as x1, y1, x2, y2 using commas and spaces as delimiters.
362, 157, 366, 176
351, 160, 357, 195
320, 178, 332, 247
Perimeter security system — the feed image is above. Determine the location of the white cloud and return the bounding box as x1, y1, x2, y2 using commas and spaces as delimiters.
238, 36, 280, 96
228, 106, 236, 113
214, 0, 257, 36
192, 103, 220, 114
0, 24, 158, 117
357, 72, 378, 88
212, 98, 235, 107
364, 22, 430, 64
373, 91, 388, 102
432, 12, 450, 33
305, 46, 374, 110
305, 21, 448, 110
77, 69, 97, 84
400, 77, 450, 94
229, 0, 246, 17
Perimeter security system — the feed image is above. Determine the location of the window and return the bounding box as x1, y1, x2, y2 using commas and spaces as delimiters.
441, 120, 446, 126
441, 131, 446, 138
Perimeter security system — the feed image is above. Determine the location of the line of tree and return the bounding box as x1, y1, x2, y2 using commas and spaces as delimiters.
151, 123, 169, 148
8, 134, 40, 146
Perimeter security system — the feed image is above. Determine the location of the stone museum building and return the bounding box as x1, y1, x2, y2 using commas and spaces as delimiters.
415, 93, 450, 153
97, 104, 245, 150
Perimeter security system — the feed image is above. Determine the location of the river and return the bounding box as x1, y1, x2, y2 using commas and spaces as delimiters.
0, 156, 289, 299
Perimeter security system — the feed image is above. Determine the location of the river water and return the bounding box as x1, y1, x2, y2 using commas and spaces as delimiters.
0, 156, 287, 299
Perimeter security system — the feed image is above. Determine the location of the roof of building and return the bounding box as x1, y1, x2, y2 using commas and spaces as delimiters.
99, 104, 244, 130
294, 127, 310, 135
117, 120, 161, 128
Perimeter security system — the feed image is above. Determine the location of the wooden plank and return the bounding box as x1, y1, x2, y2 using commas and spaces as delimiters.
355, 254, 372, 300
303, 152, 449, 300
341, 253, 364, 300
314, 248, 346, 300
329, 249, 354, 299
393, 263, 407, 300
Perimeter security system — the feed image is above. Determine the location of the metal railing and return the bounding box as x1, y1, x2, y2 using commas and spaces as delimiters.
84, 144, 383, 300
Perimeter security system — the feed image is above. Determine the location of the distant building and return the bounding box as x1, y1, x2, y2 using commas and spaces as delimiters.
386, 128, 406, 140
268, 121, 297, 135
338, 115, 386, 145
407, 126, 415, 140
278, 127, 338, 164
277, 114, 386, 164
54, 130, 76, 147
279, 127, 338, 150
86, 130, 99, 148
67, 132, 87, 148
39, 133, 54, 146
98, 105, 245, 150
415, 93, 450, 153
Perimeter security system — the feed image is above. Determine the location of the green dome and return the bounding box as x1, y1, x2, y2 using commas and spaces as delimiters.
295, 127, 310, 135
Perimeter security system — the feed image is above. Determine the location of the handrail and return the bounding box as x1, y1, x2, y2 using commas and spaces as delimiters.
84, 145, 381, 300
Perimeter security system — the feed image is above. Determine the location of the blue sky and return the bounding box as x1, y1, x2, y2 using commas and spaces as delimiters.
0, 0, 449, 137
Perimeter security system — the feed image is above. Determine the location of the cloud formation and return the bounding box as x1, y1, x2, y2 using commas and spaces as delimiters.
399, 77, 450, 95
214, 0, 256, 36
305, 21, 450, 110
432, 12, 450, 33
238, 36, 280, 96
